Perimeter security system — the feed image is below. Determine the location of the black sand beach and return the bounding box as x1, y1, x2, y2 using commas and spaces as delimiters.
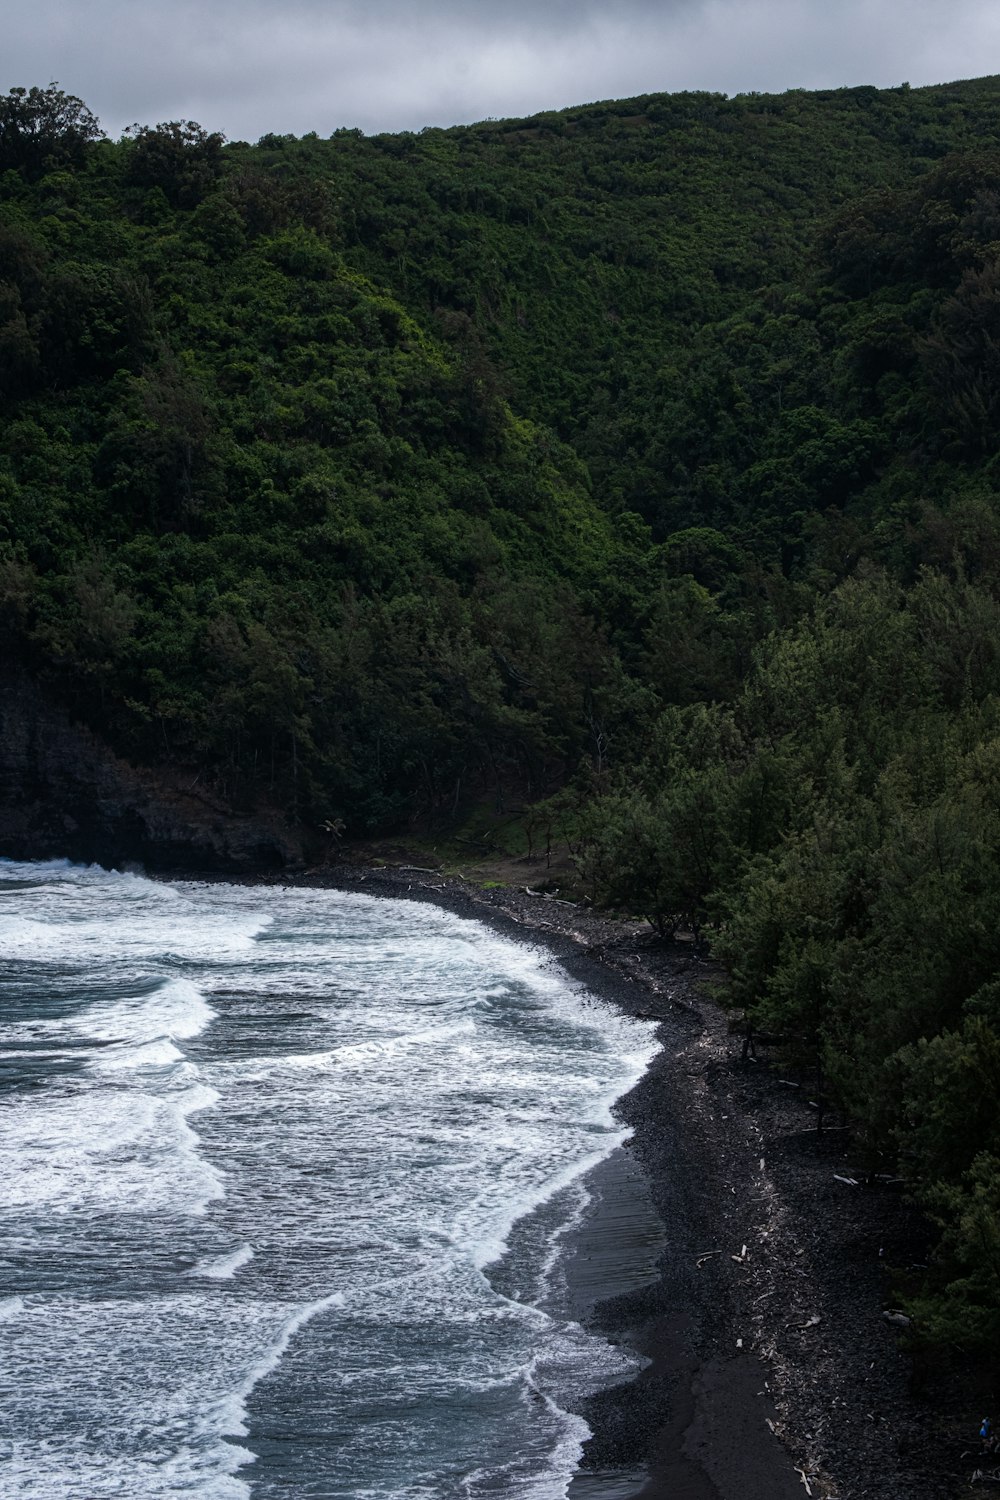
235, 858, 977, 1500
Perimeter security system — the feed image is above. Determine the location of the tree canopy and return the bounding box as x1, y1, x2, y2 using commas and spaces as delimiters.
0, 83, 103, 178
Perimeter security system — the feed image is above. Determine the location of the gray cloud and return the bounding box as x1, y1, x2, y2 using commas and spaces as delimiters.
3, 0, 997, 142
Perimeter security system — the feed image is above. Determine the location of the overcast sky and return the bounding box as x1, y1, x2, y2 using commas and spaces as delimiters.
5, 0, 1000, 142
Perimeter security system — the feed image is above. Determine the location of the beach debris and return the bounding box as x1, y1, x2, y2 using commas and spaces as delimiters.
799, 1314, 822, 1330
795, 1467, 815, 1495
695, 1249, 723, 1267
833, 1174, 860, 1186
731, 1244, 750, 1263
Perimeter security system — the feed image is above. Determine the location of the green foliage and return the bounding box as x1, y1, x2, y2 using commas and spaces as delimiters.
907, 1153, 1000, 1347
0, 84, 103, 180
579, 703, 750, 936
585, 561, 1000, 1350
123, 120, 226, 208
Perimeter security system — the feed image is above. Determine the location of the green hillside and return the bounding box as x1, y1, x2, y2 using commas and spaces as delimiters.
7, 77, 1000, 1353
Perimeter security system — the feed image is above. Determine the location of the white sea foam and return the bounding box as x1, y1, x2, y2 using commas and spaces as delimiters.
236, 1018, 481, 1077
458, 1366, 591, 1500
0, 900, 269, 965
187, 1245, 254, 1280
0, 1446, 254, 1500
535, 1178, 592, 1306
461, 1135, 634, 1274
87, 976, 217, 1042
5, 978, 216, 1077
1, 862, 661, 1500
91, 1036, 187, 1070
4, 1083, 224, 1215
209, 1290, 348, 1442
0, 1293, 277, 1499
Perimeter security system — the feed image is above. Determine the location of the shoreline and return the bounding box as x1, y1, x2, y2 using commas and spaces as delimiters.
238, 861, 815, 1498
181, 856, 972, 1498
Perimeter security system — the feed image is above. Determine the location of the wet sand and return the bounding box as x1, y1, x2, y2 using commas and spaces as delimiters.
562, 1149, 802, 1500
556, 1030, 804, 1500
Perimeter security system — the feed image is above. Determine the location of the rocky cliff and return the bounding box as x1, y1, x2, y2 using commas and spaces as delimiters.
0, 672, 305, 871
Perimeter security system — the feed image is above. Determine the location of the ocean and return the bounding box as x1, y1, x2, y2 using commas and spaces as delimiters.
0, 860, 657, 1498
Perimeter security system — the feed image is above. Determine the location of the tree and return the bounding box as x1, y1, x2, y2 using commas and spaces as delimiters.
124, 120, 226, 208
579, 704, 747, 937
0, 84, 103, 178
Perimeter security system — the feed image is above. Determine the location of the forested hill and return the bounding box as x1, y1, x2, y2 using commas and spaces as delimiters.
5, 76, 1000, 825
7, 77, 1000, 1351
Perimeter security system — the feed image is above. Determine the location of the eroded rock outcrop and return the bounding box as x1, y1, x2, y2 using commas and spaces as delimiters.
0, 672, 303, 871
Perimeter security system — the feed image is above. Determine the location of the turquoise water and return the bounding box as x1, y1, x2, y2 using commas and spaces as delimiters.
0, 861, 656, 1499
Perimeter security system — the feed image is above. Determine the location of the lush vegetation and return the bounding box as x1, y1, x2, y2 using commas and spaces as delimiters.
6, 77, 1000, 1352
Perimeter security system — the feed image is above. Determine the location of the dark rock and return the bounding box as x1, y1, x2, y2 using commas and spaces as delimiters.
0, 670, 302, 872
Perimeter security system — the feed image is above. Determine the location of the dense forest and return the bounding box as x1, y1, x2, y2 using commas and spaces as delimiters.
5, 76, 1000, 1357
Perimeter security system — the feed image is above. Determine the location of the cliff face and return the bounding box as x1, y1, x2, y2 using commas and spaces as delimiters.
0, 673, 305, 872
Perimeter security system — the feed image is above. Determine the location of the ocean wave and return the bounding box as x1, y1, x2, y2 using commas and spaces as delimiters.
208, 1290, 348, 1441
4, 1084, 224, 1215
1, 862, 660, 1500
